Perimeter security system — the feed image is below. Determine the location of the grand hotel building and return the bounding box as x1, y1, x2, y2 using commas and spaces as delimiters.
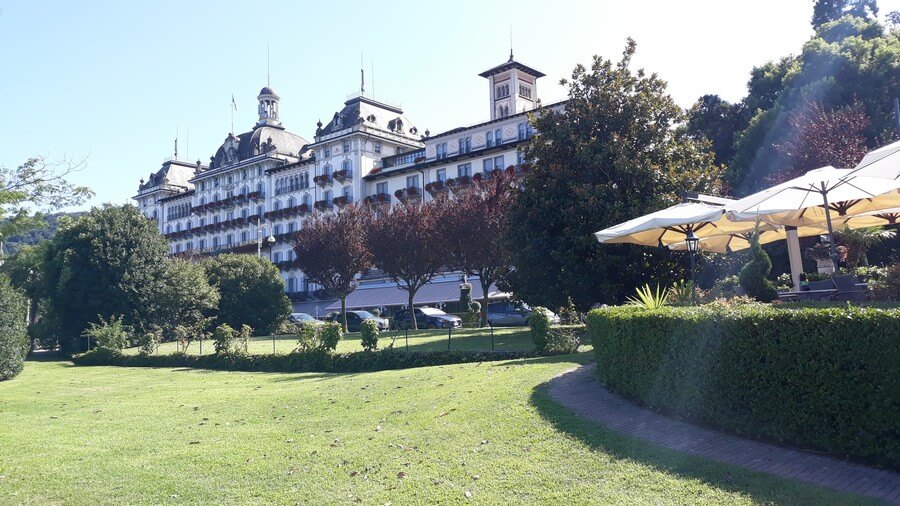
134, 53, 563, 315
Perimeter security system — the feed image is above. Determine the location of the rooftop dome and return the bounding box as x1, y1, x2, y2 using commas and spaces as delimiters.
259, 86, 278, 97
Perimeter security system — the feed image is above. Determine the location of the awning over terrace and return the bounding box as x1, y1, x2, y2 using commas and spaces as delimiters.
324, 280, 506, 311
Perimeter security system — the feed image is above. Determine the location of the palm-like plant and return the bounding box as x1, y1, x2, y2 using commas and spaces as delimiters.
626, 284, 669, 309
834, 226, 896, 267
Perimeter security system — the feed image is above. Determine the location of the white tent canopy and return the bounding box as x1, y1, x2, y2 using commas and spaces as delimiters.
593, 201, 775, 248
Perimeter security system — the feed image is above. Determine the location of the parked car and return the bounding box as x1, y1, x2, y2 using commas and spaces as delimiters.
288, 313, 323, 326
326, 310, 389, 332
391, 307, 462, 330
486, 302, 560, 327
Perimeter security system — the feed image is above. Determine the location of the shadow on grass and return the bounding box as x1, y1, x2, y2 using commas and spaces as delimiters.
528, 371, 867, 505
25, 351, 74, 365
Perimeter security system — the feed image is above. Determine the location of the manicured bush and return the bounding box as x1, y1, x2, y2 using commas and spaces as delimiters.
528, 306, 551, 351
0, 275, 27, 381
586, 304, 900, 469
319, 322, 342, 352
72, 347, 566, 375
360, 320, 379, 351
294, 323, 320, 352
738, 234, 778, 302
137, 326, 162, 356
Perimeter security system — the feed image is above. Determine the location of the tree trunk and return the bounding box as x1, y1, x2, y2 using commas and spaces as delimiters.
408, 289, 418, 330
341, 296, 348, 333
480, 276, 491, 328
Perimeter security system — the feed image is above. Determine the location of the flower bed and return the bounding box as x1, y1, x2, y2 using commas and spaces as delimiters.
585, 304, 900, 469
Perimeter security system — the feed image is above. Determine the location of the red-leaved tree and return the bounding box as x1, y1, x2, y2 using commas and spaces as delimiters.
293, 205, 372, 332
366, 200, 446, 330
772, 101, 869, 184
438, 171, 517, 325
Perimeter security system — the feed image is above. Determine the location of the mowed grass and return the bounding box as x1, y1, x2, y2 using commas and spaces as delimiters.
123, 326, 536, 356
0, 357, 870, 504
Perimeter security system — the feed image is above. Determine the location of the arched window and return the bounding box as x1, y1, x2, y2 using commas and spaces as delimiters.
176, 223, 181, 232
199, 196, 205, 206
166, 225, 171, 234
342, 159, 352, 173
186, 219, 192, 229
303, 193, 311, 206
213, 193, 220, 202
324, 165, 332, 177
273, 200, 281, 211
288, 197, 296, 208
256, 205, 264, 216
256, 182, 263, 195
274, 252, 282, 263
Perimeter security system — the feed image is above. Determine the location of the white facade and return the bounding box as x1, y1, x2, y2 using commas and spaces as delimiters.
134, 55, 558, 303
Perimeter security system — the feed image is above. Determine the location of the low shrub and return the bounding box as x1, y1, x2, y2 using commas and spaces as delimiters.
586, 304, 900, 469
0, 276, 27, 381
319, 322, 342, 352
81, 315, 130, 352
294, 323, 320, 352
212, 323, 237, 355
360, 320, 379, 351
528, 306, 551, 351
73, 347, 566, 375
137, 326, 162, 356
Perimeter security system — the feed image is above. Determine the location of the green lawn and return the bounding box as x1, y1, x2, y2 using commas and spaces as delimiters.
0, 356, 869, 504
123, 327, 537, 356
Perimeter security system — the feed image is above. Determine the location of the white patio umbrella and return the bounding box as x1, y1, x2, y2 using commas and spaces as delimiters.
844, 139, 900, 180
727, 166, 900, 266
593, 201, 772, 247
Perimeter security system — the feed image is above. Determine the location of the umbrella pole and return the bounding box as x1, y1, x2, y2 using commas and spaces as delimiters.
820, 185, 840, 271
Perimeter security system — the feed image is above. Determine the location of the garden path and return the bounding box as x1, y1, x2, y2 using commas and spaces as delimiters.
548, 363, 900, 504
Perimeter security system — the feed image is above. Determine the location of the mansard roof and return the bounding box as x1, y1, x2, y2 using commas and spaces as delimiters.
315, 94, 423, 142
208, 124, 310, 170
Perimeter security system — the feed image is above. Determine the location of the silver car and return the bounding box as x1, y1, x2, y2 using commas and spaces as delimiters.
487, 302, 560, 327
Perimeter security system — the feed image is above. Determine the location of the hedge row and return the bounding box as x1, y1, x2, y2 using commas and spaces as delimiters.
586, 304, 900, 470
0, 276, 27, 381
72, 347, 561, 374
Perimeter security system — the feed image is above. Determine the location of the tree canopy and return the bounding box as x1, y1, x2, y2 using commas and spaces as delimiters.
726, 14, 899, 193
293, 205, 372, 331
503, 40, 723, 309
42, 205, 172, 352
202, 254, 291, 336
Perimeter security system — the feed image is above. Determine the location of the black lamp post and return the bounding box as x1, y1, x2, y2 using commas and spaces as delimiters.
685, 230, 700, 305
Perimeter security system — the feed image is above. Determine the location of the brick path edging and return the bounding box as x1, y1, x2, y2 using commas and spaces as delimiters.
547, 363, 900, 504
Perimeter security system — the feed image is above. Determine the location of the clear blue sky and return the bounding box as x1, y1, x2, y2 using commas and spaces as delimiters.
1, 0, 898, 210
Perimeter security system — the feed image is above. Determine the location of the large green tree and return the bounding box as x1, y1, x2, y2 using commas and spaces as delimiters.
684, 94, 748, 168
503, 40, 723, 309
43, 205, 172, 351
202, 254, 291, 336
728, 14, 899, 193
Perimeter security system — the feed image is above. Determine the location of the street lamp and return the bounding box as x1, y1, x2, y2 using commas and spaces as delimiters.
267, 235, 276, 262
685, 230, 700, 305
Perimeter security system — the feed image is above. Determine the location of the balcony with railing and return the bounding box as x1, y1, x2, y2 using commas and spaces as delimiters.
380, 149, 426, 169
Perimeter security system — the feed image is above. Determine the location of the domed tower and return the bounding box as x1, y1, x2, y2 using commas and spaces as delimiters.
256, 86, 282, 128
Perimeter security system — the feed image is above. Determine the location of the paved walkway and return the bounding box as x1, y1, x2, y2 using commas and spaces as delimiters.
548, 364, 900, 504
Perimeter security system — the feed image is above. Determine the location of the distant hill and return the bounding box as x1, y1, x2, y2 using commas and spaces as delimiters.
1, 212, 85, 256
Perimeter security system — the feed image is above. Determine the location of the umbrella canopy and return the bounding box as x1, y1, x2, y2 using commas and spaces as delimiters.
831, 206, 900, 229
593, 201, 773, 247
844, 139, 900, 180
727, 166, 900, 227
667, 224, 827, 254
727, 165, 900, 267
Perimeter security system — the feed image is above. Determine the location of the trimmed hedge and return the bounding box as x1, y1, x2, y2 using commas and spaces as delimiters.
586, 304, 900, 470
0, 275, 28, 381
72, 347, 562, 374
